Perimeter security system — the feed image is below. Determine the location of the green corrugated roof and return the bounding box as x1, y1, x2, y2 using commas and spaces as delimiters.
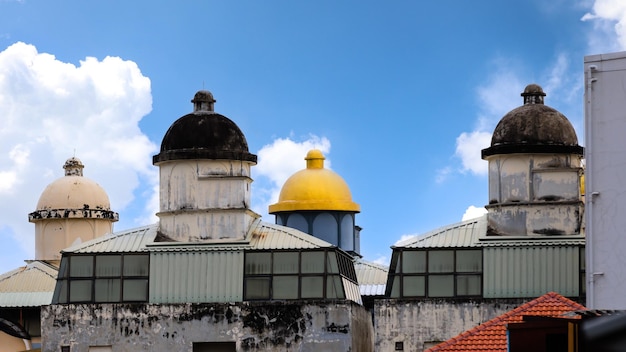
394, 215, 585, 249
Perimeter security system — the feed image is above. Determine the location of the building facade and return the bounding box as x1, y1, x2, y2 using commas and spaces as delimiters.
41, 91, 374, 352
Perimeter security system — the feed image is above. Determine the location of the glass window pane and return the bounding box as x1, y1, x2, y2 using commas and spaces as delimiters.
327, 252, 339, 273
389, 276, 400, 298
53, 280, 67, 304
95, 279, 120, 302
428, 275, 454, 297
301, 276, 324, 298
273, 252, 299, 274
273, 276, 298, 299
327, 275, 345, 299
124, 255, 149, 276
245, 252, 271, 274
96, 256, 121, 277
70, 256, 93, 277
456, 275, 481, 296
402, 251, 426, 273
69, 280, 92, 302
301, 252, 325, 273
245, 278, 270, 300
402, 276, 425, 297
428, 251, 454, 273
58, 258, 69, 279
456, 250, 482, 272
123, 279, 148, 301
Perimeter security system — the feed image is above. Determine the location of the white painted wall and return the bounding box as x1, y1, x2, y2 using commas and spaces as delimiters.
584, 51, 626, 309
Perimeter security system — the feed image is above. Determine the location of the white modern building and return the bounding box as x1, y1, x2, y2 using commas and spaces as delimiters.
584, 51, 626, 310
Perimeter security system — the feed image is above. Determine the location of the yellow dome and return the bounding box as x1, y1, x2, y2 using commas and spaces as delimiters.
35, 157, 112, 211
269, 150, 360, 213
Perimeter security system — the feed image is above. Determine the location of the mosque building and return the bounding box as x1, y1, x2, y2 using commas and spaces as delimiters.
2, 82, 589, 351
40, 91, 374, 352
0, 157, 118, 351
374, 84, 586, 351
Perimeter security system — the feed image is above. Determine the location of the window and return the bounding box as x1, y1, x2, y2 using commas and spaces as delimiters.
243, 249, 357, 301
193, 342, 236, 352
386, 249, 482, 298
53, 254, 149, 304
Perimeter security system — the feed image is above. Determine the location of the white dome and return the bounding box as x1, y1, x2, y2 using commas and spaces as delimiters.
35, 157, 112, 211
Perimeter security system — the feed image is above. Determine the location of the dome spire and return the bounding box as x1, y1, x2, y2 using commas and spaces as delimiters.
63, 157, 84, 176
521, 83, 546, 105
191, 90, 216, 112
305, 149, 325, 169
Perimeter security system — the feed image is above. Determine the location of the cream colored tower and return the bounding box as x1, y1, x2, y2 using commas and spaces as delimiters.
28, 157, 118, 262
152, 91, 258, 242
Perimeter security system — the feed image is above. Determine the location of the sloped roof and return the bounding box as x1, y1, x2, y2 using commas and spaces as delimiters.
0, 261, 58, 307
395, 216, 487, 249
60, 219, 334, 254
354, 259, 389, 296
247, 219, 334, 250
394, 215, 585, 249
426, 292, 586, 352
62, 224, 158, 253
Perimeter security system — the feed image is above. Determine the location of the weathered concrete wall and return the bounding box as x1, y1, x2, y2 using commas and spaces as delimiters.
374, 298, 528, 352
41, 301, 374, 352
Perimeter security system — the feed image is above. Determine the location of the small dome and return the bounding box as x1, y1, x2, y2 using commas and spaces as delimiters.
269, 150, 360, 213
482, 84, 583, 158
35, 158, 113, 211
153, 90, 257, 164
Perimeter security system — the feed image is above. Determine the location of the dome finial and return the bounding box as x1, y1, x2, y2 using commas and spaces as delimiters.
191, 90, 216, 112
305, 149, 325, 169
63, 157, 84, 176
521, 84, 546, 105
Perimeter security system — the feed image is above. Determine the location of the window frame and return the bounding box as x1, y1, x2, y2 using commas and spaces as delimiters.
53, 253, 150, 304
387, 248, 483, 298
243, 249, 357, 301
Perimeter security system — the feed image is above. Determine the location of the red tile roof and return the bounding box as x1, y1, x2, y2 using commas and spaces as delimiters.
426, 292, 586, 352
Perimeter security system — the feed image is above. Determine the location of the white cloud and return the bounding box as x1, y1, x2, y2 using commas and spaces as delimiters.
370, 255, 389, 266
582, 0, 626, 52
252, 135, 331, 218
0, 42, 157, 271
455, 131, 492, 176
461, 205, 488, 221
394, 234, 416, 246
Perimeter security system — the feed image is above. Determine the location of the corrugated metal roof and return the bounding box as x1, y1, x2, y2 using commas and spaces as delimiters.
354, 259, 388, 296
247, 219, 334, 250
64, 220, 332, 255
395, 216, 487, 249
394, 215, 585, 249
63, 224, 158, 253
0, 261, 57, 307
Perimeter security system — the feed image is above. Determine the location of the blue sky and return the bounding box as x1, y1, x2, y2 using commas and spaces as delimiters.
0, 0, 624, 273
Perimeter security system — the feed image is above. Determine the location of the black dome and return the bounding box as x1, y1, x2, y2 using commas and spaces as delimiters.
482, 84, 583, 158
153, 91, 257, 164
